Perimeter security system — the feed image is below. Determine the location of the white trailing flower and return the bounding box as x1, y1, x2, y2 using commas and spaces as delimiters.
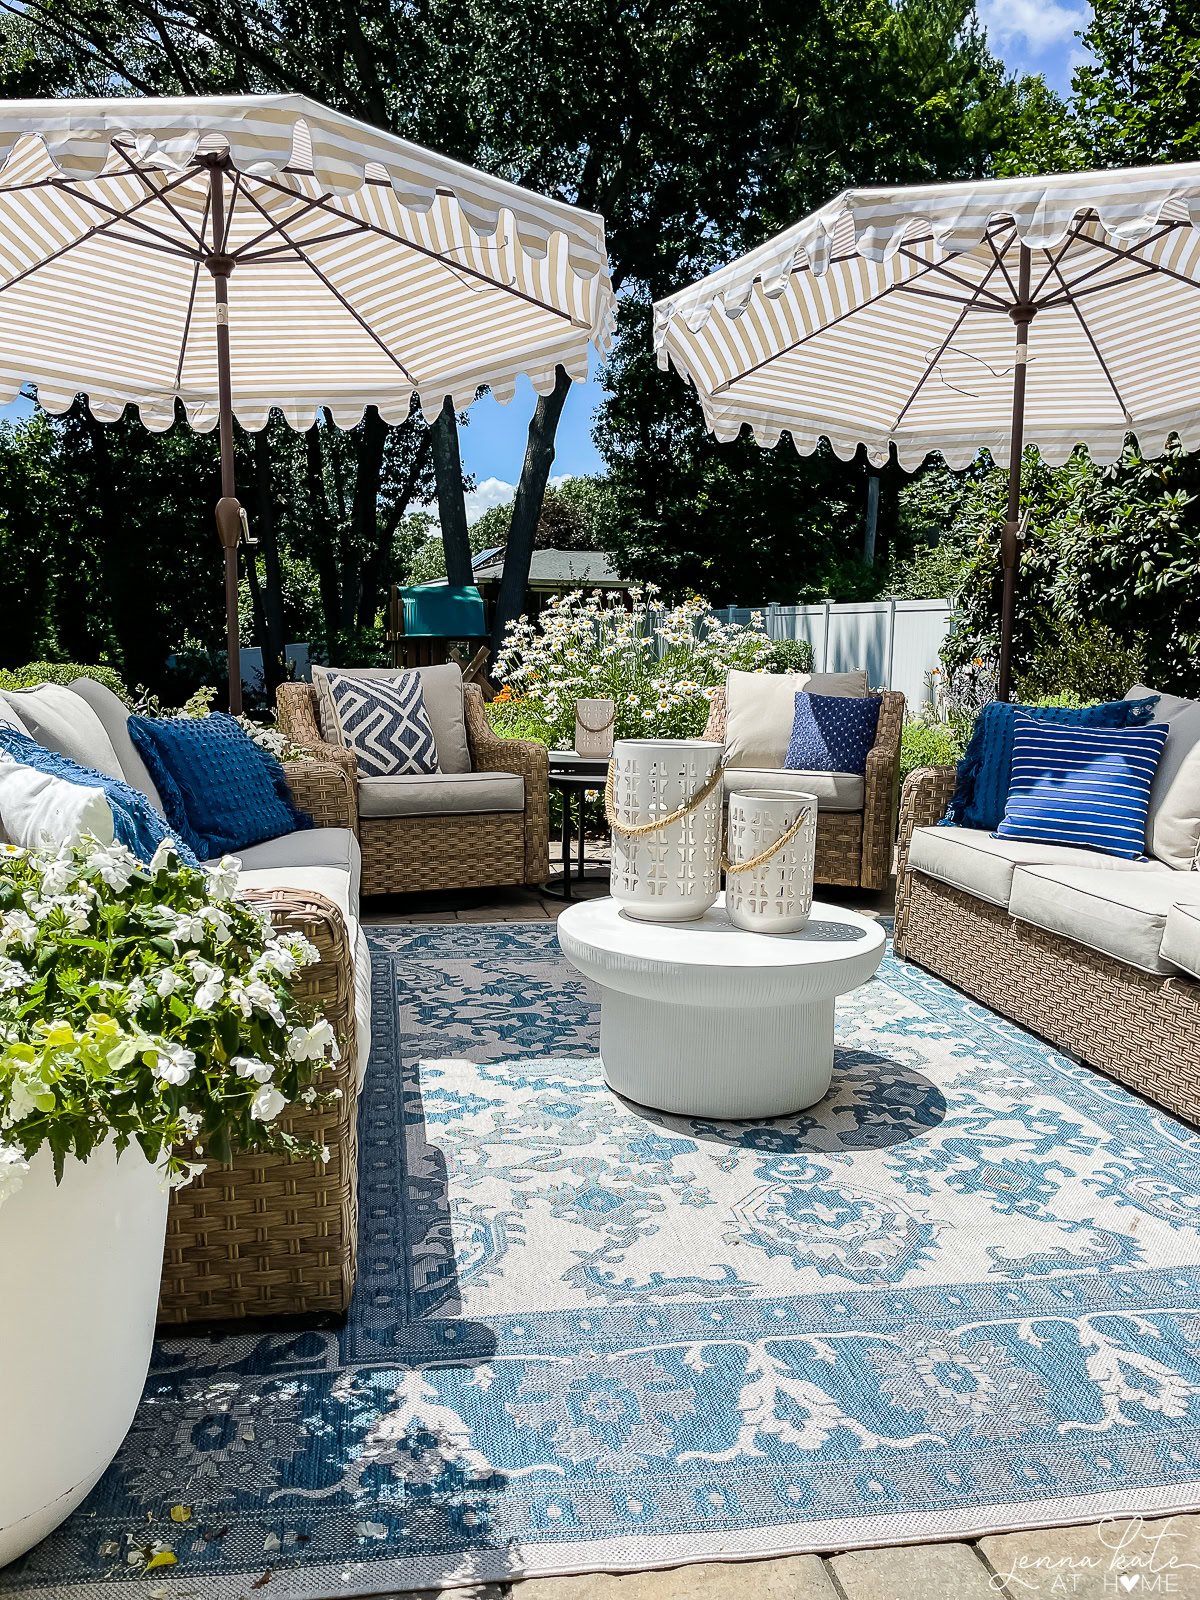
155, 969, 186, 998
232, 1055, 275, 1084
0, 910, 36, 950
153, 1042, 196, 1087
0, 1141, 29, 1207
286, 1019, 338, 1063
250, 1085, 288, 1122
188, 959, 224, 1011
204, 855, 242, 902
0, 957, 30, 994
83, 839, 139, 893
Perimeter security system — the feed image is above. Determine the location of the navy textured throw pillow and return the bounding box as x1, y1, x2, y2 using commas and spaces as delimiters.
785, 692, 882, 774
0, 727, 199, 866
995, 712, 1169, 859
940, 695, 1159, 832
128, 713, 312, 861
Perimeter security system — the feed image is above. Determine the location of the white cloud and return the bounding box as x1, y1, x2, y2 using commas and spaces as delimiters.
421, 472, 581, 530
977, 0, 1085, 53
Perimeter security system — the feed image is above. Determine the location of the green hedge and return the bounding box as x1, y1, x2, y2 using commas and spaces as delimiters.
899, 719, 965, 781
0, 661, 129, 701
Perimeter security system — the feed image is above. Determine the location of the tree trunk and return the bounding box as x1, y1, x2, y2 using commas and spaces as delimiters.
491, 365, 573, 653
431, 397, 473, 586
342, 406, 387, 632
249, 428, 289, 694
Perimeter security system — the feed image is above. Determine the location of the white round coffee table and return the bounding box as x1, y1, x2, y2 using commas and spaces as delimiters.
556, 894, 885, 1119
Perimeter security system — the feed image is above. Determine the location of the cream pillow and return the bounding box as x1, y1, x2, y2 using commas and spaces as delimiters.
0, 684, 125, 780
1143, 699, 1200, 871
722, 668, 870, 770
0, 751, 114, 851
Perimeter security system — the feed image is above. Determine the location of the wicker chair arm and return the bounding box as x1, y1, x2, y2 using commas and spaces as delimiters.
701, 688, 727, 745
239, 884, 357, 1078
276, 681, 323, 745
284, 759, 357, 832
893, 764, 957, 952
856, 689, 905, 893
463, 684, 550, 883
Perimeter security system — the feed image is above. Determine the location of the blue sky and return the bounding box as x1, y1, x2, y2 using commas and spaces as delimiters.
0, 6, 1087, 521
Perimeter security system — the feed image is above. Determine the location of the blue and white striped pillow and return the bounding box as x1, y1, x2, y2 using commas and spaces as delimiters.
995, 712, 1169, 860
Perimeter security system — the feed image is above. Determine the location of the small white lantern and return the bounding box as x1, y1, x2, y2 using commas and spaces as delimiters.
574, 697, 616, 758
608, 739, 723, 922
723, 788, 817, 934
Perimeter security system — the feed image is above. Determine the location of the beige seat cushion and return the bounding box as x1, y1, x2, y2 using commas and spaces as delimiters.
235, 860, 370, 1088
0, 684, 125, 780
311, 663, 470, 774
358, 771, 524, 819
1163, 903, 1200, 981
68, 676, 165, 814
1009, 862, 1200, 975
721, 767, 863, 812
229, 826, 362, 907
723, 668, 869, 769
909, 825, 1168, 909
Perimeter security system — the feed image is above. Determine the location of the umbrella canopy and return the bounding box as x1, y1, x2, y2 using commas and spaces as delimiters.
0, 95, 614, 708
654, 164, 1200, 696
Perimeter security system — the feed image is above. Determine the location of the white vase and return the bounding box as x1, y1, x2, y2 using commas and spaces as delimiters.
573, 698, 616, 759
724, 787, 818, 934
0, 1142, 168, 1567
609, 739, 723, 922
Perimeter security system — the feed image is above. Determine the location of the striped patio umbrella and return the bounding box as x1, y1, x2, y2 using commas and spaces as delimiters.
653, 165, 1200, 698
0, 95, 614, 710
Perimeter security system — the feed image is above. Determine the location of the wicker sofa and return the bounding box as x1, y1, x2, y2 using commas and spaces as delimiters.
895, 763, 1200, 1124
0, 677, 369, 1324
701, 683, 905, 892
277, 665, 549, 897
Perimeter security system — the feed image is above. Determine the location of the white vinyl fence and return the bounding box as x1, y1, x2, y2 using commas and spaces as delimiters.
715, 598, 953, 710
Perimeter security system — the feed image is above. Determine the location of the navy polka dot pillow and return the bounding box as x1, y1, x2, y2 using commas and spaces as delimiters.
785, 691, 882, 775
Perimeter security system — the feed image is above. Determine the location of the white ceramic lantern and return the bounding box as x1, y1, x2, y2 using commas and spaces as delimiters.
724, 788, 817, 934
608, 739, 723, 922
574, 698, 616, 759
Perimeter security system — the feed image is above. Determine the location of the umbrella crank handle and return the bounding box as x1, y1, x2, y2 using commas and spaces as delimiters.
214, 498, 257, 549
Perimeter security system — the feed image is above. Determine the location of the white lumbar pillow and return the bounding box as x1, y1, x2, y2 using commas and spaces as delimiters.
0, 750, 114, 850
723, 667, 870, 770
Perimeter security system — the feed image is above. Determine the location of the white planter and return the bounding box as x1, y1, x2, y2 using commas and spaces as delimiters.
609, 739, 723, 923
724, 787, 818, 934
0, 1142, 168, 1567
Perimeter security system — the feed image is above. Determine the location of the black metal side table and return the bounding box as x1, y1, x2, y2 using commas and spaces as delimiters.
542, 750, 611, 901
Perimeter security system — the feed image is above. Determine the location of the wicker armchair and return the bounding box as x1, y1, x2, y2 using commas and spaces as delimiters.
277, 680, 549, 897
895, 766, 1200, 1124
158, 759, 362, 1324
701, 688, 905, 892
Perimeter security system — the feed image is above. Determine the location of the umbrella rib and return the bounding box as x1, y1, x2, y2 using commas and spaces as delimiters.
238, 226, 373, 262
111, 143, 207, 250
249, 170, 589, 330
236, 183, 419, 384
708, 250, 964, 397
890, 253, 1007, 432
896, 247, 1011, 308
50, 174, 202, 258
0, 167, 200, 296
1047, 257, 1132, 424
175, 185, 211, 393
1033, 220, 1180, 302
1039, 264, 1161, 307
1070, 226, 1200, 296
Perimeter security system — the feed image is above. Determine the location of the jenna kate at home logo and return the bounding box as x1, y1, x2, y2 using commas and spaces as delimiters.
988, 1518, 1200, 1595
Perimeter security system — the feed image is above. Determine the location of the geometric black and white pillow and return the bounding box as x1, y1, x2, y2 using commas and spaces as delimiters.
325, 669, 441, 778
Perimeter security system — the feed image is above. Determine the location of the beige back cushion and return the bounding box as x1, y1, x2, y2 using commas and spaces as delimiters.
311, 662, 471, 774
722, 668, 870, 770
1128, 684, 1200, 871
0, 683, 125, 780
69, 676, 165, 815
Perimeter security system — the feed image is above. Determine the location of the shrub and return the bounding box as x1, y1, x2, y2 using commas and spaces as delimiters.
1015, 617, 1148, 706
0, 661, 129, 701
760, 638, 815, 674
900, 719, 965, 781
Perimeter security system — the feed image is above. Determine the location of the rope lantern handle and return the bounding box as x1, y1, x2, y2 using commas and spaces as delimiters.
720, 805, 812, 874
604, 757, 725, 840
575, 701, 617, 735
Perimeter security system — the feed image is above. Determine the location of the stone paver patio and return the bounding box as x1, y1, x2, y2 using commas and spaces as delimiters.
364, 862, 1200, 1600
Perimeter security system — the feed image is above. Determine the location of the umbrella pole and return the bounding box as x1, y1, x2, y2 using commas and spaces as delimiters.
205, 159, 244, 716
998, 243, 1035, 702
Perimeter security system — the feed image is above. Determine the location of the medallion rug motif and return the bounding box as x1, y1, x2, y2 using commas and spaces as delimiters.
7, 922, 1200, 1597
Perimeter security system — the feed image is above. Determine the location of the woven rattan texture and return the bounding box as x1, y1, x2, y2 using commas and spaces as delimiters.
894, 765, 958, 947
702, 686, 904, 891
157, 886, 359, 1324
899, 873, 1200, 1122
277, 681, 550, 894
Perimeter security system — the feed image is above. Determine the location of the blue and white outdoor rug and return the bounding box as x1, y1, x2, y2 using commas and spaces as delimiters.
8, 920, 1200, 1597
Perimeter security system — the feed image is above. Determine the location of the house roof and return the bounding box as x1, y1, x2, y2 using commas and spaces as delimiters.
471, 548, 627, 587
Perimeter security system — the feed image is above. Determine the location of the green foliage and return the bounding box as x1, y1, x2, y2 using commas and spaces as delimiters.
760, 638, 815, 674
1015, 618, 1149, 707
0, 841, 338, 1188
408, 517, 500, 586
0, 661, 129, 700
409, 477, 624, 586
900, 718, 965, 781
485, 697, 555, 746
